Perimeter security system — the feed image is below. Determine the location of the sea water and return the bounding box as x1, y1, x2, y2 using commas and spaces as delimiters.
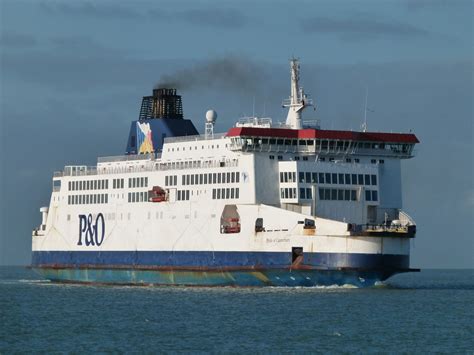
0, 267, 472, 353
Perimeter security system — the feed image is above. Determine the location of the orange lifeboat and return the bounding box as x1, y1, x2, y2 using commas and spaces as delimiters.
148, 186, 167, 202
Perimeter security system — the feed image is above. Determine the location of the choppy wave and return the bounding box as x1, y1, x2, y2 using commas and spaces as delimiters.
18, 279, 50, 283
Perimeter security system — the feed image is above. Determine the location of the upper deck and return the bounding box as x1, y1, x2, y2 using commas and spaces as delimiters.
226, 127, 418, 158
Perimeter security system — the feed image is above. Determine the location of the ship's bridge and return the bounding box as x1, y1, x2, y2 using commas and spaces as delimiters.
226, 127, 419, 158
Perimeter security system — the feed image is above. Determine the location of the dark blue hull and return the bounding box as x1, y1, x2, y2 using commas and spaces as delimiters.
32, 251, 416, 287
33, 267, 406, 287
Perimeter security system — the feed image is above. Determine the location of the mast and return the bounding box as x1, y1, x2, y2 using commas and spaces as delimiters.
283, 58, 313, 129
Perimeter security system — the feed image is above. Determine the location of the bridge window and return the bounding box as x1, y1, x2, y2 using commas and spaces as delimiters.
344, 190, 350, 200
290, 172, 296, 182
338, 189, 344, 201
338, 174, 344, 184
319, 188, 324, 200
351, 190, 357, 201
325, 173, 331, 184
345, 174, 351, 184
365, 190, 372, 201
365, 174, 371, 185
371, 175, 377, 185
372, 191, 378, 201
325, 189, 330, 200
319, 173, 325, 184
300, 188, 306, 199
351, 174, 357, 185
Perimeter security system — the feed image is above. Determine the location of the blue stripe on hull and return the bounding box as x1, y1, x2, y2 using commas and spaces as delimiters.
33, 267, 391, 287
32, 251, 409, 270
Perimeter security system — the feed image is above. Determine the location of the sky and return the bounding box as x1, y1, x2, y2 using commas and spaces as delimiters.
0, 0, 472, 267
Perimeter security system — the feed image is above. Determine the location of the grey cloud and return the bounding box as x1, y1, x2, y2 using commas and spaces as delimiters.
0, 32, 37, 48
39, 1, 248, 29
401, 0, 470, 11
2, 39, 270, 95
301, 16, 429, 40
48, 36, 124, 57
174, 8, 247, 29
39, 0, 142, 19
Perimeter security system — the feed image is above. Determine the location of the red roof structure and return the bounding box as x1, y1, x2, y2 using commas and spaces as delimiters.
226, 127, 419, 144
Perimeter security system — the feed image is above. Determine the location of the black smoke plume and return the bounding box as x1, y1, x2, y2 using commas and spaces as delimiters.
155, 56, 269, 94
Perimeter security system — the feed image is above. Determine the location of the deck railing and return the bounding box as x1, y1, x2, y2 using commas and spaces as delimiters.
163, 133, 227, 143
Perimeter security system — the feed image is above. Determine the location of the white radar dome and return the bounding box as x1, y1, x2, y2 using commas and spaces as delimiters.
206, 109, 217, 123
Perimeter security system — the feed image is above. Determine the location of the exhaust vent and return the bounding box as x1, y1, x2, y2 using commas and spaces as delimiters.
139, 88, 183, 120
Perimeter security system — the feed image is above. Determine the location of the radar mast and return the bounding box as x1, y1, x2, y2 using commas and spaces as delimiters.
283, 58, 313, 129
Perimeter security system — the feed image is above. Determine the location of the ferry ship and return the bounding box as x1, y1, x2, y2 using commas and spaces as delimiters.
32, 59, 419, 287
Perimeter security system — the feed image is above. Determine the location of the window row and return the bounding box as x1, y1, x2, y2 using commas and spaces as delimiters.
183, 172, 240, 186
128, 191, 149, 203
212, 188, 240, 200
129, 177, 148, 189
365, 190, 379, 202
280, 188, 297, 199
177, 190, 190, 201
371, 159, 385, 164
237, 137, 315, 147
167, 143, 225, 152
68, 179, 108, 191
298, 172, 377, 186
112, 178, 124, 189
165, 175, 178, 186
68, 194, 109, 205
156, 158, 237, 170
280, 172, 297, 183
319, 188, 358, 201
